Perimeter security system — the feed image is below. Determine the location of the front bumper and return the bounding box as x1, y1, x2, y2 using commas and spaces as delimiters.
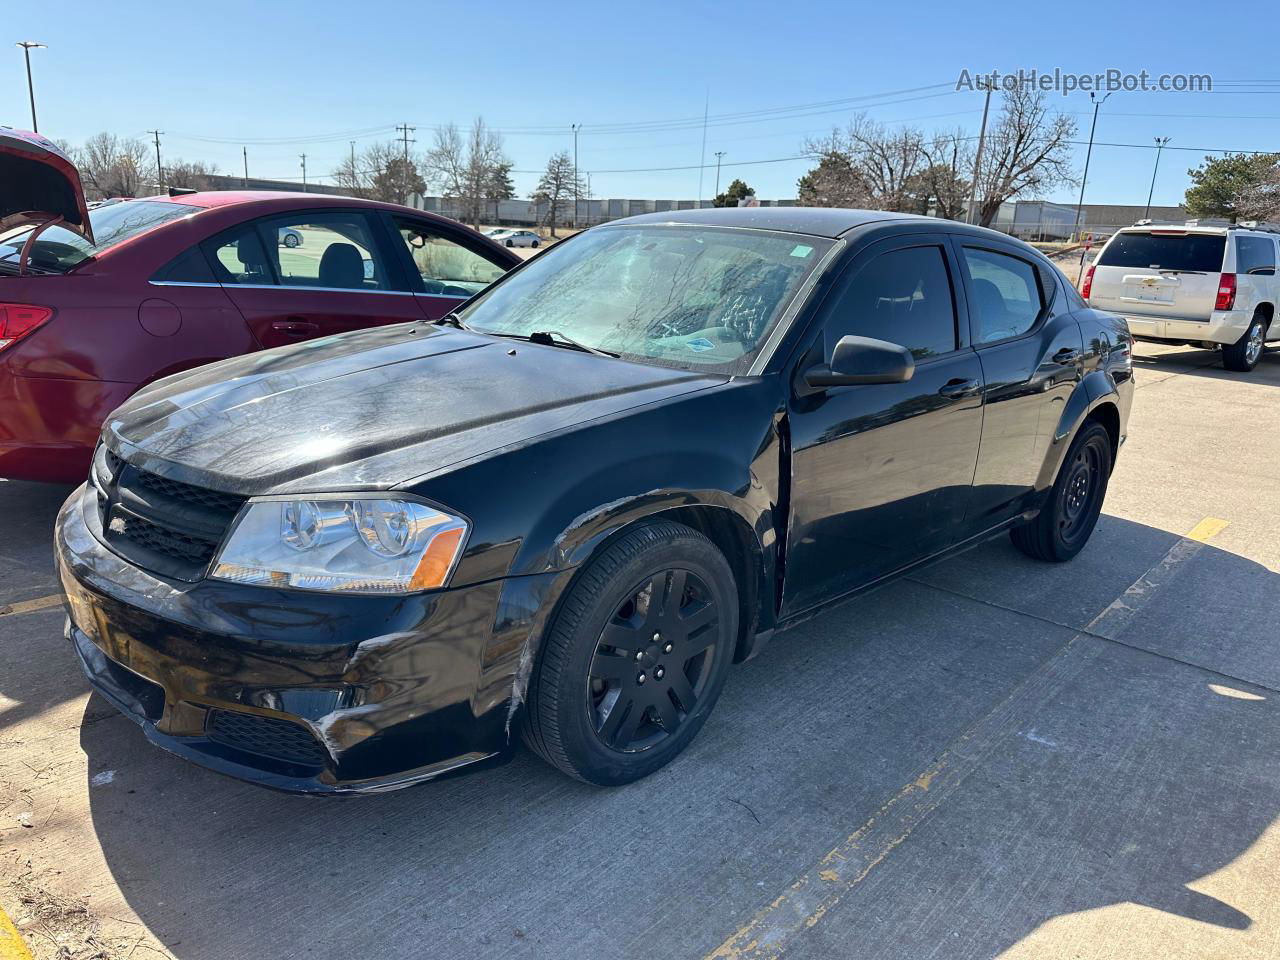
56, 484, 560, 794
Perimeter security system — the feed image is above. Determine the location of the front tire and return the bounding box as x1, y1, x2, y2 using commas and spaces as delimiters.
283, 233, 300, 248
1223, 314, 1267, 372
531, 239, 540, 248
522, 521, 738, 785
1011, 420, 1113, 562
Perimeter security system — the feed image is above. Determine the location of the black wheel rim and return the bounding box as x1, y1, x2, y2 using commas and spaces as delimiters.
587, 568, 719, 753
1059, 439, 1104, 545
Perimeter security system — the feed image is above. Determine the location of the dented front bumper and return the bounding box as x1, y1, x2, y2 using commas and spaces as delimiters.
55, 484, 560, 794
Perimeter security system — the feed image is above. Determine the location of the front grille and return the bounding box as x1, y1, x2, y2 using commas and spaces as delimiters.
108, 512, 220, 566
206, 710, 329, 768
94, 452, 246, 580
132, 469, 244, 515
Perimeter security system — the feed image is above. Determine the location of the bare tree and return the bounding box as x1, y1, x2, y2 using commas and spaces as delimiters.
165, 159, 219, 192
332, 142, 423, 203
424, 118, 512, 227
533, 150, 583, 237
973, 88, 1077, 227
913, 130, 974, 220
799, 116, 926, 212
75, 133, 151, 199
1236, 161, 1280, 222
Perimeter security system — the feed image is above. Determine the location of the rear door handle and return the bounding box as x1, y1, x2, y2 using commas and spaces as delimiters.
272, 318, 319, 336
1053, 347, 1080, 366
938, 378, 981, 400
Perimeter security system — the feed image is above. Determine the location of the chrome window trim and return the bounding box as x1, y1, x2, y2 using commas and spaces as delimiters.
148, 281, 418, 297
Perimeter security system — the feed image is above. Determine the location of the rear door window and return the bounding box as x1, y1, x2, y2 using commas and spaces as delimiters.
1098, 232, 1226, 272
1236, 236, 1277, 276
203, 213, 393, 290
961, 247, 1045, 344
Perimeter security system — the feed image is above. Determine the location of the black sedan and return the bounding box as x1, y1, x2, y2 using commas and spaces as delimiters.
56, 207, 1133, 792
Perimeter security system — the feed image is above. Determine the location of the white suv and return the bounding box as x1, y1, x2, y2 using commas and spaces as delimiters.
1083, 221, 1278, 371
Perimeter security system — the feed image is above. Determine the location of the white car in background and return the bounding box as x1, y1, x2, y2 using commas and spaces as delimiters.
485, 228, 540, 248
1083, 220, 1279, 371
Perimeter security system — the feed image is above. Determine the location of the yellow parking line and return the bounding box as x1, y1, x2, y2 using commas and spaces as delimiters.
0, 594, 63, 618
1186, 517, 1230, 543
0, 903, 33, 960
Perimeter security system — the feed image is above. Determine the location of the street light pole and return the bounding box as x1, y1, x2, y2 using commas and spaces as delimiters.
571, 123, 580, 230
1072, 91, 1112, 259
16, 42, 46, 132
1144, 137, 1171, 220
966, 78, 993, 224
713, 151, 726, 202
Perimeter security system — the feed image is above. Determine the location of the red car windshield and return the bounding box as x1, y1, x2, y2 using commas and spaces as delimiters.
0, 200, 197, 274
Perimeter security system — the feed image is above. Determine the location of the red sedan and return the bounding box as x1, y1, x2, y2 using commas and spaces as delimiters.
0, 129, 520, 483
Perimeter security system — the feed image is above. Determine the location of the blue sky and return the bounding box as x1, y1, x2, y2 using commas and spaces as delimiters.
7, 0, 1279, 206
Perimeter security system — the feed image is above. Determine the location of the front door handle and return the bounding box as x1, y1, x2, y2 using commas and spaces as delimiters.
1053, 347, 1080, 366
938, 378, 981, 400
272, 318, 319, 336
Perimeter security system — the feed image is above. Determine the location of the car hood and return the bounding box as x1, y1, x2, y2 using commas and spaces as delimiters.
0, 128, 93, 243
106, 324, 727, 494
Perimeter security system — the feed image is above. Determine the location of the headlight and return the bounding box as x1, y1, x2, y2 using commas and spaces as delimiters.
210, 497, 468, 594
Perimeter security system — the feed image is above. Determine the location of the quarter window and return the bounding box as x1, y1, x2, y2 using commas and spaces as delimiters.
393, 217, 508, 297
825, 245, 958, 360
961, 247, 1044, 344
1236, 236, 1277, 276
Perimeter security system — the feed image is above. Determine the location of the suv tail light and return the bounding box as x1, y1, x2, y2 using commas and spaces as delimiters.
1080, 265, 1095, 300
1215, 273, 1237, 311
0, 303, 54, 352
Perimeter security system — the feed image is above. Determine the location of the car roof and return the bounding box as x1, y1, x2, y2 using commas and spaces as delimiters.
612, 206, 935, 239
142, 191, 421, 213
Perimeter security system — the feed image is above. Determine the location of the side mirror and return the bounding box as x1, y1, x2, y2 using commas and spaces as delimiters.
803, 335, 915, 390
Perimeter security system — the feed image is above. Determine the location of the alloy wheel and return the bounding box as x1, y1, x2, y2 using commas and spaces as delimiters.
586, 568, 719, 753
1246, 323, 1264, 366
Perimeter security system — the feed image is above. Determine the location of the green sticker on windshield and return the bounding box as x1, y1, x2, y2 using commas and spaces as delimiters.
790, 244, 814, 258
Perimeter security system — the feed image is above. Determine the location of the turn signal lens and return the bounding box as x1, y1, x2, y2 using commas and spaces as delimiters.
0, 303, 53, 351
1215, 273, 1237, 311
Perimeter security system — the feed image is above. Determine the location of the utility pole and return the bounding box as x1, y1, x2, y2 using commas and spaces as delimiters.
350, 140, 357, 191
571, 123, 581, 230
242, 146, 248, 187
1073, 91, 1113, 269
147, 130, 164, 193
1144, 136, 1171, 220
16, 42, 47, 132
966, 78, 993, 224
396, 123, 416, 203
713, 151, 726, 202
300, 153, 308, 191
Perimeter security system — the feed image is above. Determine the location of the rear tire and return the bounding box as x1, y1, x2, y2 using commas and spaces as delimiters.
522, 521, 738, 785
1011, 420, 1113, 562
1223, 314, 1267, 371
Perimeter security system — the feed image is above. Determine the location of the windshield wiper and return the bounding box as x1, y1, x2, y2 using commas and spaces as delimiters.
526, 330, 618, 358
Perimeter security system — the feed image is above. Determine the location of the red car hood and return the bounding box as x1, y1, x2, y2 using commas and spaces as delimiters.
0, 128, 93, 244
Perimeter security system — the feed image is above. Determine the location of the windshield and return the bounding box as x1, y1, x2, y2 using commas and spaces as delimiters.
1098, 232, 1226, 272
457, 224, 834, 373
0, 200, 197, 274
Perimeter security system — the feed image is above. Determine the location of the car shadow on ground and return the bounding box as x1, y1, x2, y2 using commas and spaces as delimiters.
1131, 343, 1280, 385
74, 515, 1280, 959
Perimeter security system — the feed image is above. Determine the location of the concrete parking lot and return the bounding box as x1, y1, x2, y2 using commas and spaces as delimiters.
1, 342, 1278, 960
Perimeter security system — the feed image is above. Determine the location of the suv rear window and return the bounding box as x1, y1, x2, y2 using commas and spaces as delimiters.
1097, 232, 1226, 272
